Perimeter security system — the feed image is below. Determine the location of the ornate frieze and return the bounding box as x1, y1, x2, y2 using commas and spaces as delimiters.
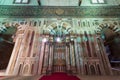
0, 6, 120, 18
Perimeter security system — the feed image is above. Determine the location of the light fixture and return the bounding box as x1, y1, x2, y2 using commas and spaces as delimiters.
42, 38, 47, 42
56, 37, 61, 42
70, 38, 74, 41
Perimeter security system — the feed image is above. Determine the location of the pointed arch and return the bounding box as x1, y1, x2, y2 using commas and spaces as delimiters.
96, 22, 120, 34
23, 64, 30, 74
46, 21, 72, 35
90, 65, 96, 75
34, 21, 37, 26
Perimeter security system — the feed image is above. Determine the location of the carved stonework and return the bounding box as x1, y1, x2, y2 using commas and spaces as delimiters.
54, 59, 66, 66
55, 9, 64, 15
96, 22, 120, 34
0, 6, 120, 17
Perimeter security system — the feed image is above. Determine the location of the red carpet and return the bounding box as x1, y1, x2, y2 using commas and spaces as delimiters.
40, 72, 80, 80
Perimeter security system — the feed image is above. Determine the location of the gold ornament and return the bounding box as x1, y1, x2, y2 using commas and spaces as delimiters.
55, 9, 64, 15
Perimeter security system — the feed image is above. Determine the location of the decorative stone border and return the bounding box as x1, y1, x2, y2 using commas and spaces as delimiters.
0, 6, 120, 18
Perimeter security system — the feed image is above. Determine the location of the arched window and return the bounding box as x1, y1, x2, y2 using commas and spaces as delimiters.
23, 64, 29, 74
14, 0, 29, 4
34, 22, 37, 26
91, 0, 105, 4
90, 65, 96, 75
79, 0, 82, 6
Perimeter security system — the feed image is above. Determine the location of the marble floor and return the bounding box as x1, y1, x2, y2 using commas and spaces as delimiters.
78, 76, 120, 80
0, 75, 42, 80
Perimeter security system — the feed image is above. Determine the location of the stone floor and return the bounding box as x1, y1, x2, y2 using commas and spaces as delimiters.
78, 76, 120, 80
0, 75, 120, 80
0, 75, 42, 80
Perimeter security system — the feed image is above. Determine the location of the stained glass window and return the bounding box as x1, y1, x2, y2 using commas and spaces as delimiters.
91, 0, 105, 3
14, 0, 29, 4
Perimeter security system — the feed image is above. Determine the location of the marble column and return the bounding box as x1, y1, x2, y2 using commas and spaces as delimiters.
87, 31, 94, 57
79, 42, 84, 75
91, 34, 97, 57
48, 43, 53, 74
74, 39, 81, 74
15, 30, 32, 75
70, 41, 76, 73
78, 35, 84, 75
34, 33, 42, 75
81, 34, 88, 57
85, 32, 92, 57
96, 38, 106, 75
6, 35, 22, 75
42, 43, 49, 74
38, 40, 45, 74
24, 30, 33, 57
30, 31, 36, 57
65, 45, 70, 71
27, 31, 35, 57
81, 34, 88, 75
98, 38, 113, 75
